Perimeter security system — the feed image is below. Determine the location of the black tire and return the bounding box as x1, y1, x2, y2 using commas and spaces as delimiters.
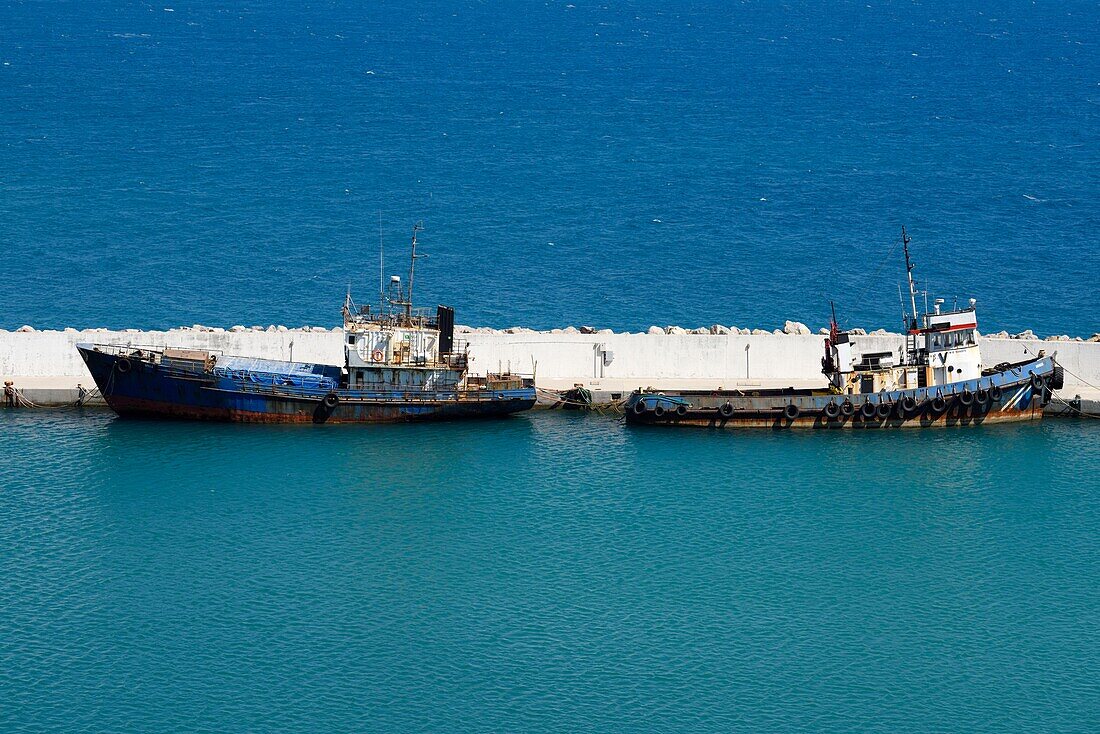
1030, 373, 1044, 391
116, 357, 132, 374
823, 401, 841, 419
876, 402, 891, 419
1051, 365, 1065, 390
719, 402, 734, 419
860, 401, 877, 419
959, 389, 974, 406
653, 404, 666, 418
901, 396, 918, 414
632, 400, 647, 415
783, 403, 800, 421
840, 400, 855, 417
989, 384, 1003, 401
323, 392, 340, 409
931, 396, 947, 412
675, 404, 688, 417
976, 388, 989, 404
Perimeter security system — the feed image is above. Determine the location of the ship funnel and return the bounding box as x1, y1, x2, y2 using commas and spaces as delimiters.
437, 305, 455, 354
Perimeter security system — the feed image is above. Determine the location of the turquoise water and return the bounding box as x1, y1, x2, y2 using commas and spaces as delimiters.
2, 410, 1098, 732
3, 1, 1099, 730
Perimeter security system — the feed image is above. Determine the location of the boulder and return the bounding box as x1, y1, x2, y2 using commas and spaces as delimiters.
1045, 334, 1071, 341
266, 325, 277, 332
666, 326, 688, 335
276, 325, 289, 332
562, 326, 580, 334
579, 325, 597, 334
16, 325, 35, 332
251, 326, 264, 331
710, 324, 732, 335
647, 326, 664, 335
848, 328, 867, 336
783, 320, 811, 335
870, 328, 889, 336
751, 328, 769, 336
455, 324, 473, 333
64, 327, 78, 333
818, 328, 830, 335
1012, 329, 1037, 340
597, 329, 614, 335
1088, 334, 1100, 342
986, 330, 1010, 339
229, 325, 246, 333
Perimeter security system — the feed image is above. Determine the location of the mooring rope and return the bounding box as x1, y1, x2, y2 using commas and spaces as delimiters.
1016, 343, 1100, 419
3, 383, 103, 410
535, 387, 627, 414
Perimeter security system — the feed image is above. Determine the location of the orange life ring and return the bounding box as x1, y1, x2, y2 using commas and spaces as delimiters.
371, 349, 385, 363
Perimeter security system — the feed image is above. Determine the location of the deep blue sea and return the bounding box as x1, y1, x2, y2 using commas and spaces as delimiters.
1, 1, 1097, 334
3, 3, 1100, 732
0, 411, 1097, 732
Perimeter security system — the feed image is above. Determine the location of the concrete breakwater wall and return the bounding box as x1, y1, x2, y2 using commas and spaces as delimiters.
2, 326, 1098, 412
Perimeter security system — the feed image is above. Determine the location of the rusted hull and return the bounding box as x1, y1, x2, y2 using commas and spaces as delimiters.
625, 356, 1057, 430
627, 401, 1043, 429
103, 394, 534, 423
79, 346, 535, 424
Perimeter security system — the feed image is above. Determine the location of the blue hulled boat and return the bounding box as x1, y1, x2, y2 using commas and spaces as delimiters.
625, 228, 1064, 429
77, 226, 536, 423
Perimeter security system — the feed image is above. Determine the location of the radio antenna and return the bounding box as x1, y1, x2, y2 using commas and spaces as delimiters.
406, 221, 425, 318
378, 211, 384, 315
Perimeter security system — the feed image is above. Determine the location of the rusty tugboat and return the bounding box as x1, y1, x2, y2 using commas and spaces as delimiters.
625, 229, 1063, 429
76, 225, 536, 423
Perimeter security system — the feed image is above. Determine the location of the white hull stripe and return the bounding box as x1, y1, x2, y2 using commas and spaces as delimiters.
1001, 384, 1029, 412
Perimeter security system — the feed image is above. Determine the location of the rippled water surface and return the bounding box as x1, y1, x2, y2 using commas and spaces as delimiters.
2, 1, 1098, 334
1, 410, 1098, 732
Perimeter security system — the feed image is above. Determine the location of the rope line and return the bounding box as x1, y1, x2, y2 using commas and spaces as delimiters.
1015, 344, 1100, 418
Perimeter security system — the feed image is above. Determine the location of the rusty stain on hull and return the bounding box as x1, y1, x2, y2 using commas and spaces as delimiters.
78, 345, 536, 424
626, 402, 1044, 429
625, 354, 1057, 430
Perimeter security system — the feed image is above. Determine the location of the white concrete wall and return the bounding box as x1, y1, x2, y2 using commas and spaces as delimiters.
464, 332, 827, 383
2, 328, 1097, 396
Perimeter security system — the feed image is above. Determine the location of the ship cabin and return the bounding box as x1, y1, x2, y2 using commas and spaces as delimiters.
831, 298, 983, 396
916, 298, 982, 388
341, 304, 467, 391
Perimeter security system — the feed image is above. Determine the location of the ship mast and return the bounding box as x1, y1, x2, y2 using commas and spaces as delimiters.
405, 221, 424, 319
902, 226, 919, 330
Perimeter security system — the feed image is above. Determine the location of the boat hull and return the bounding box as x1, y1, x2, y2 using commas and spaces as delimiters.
78, 346, 536, 424
625, 356, 1058, 430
